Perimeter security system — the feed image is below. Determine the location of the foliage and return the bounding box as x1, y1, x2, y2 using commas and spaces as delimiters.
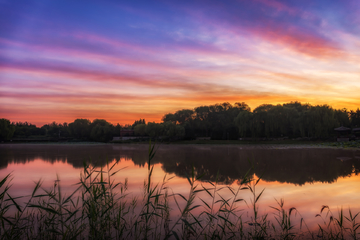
134, 123, 147, 136
145, 122, 163, 138
350, 108, 360, 127
162, 101, 356, 140
1, 101, 359, 142
132, 118, 146, 129
162, 121, 185, 139
89, 119, 113, 142
13, 121, 44, 137
0, 119, 15, 141
68, 118, 91, 140
235, 110, 253, 138
42, 121, 70, 138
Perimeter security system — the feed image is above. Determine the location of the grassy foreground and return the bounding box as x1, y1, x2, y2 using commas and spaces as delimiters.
1, 143, 359, 240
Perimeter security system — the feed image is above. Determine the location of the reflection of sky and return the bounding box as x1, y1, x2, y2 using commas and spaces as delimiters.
2, 157, 360, 233
1, 0, 360, 125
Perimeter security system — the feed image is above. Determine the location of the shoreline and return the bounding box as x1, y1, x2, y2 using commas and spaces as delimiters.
1, 140, 359, 150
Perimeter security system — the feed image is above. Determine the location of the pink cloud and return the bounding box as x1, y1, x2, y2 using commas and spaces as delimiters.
253, 24, 344, 58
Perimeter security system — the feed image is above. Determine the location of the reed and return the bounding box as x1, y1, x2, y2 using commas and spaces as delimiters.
0, 142, 359, 239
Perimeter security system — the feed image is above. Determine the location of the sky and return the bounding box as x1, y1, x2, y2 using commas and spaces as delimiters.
1, 0, 360, 126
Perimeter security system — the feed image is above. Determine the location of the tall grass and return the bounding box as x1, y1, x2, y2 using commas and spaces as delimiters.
1, 141, 359, 239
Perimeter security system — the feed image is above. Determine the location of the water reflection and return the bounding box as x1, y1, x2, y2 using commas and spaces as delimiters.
1, 144, 359, 186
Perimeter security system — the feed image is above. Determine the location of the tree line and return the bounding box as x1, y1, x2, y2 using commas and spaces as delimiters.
161, 101, 360, 140
1, 101, 360, 142
0, 119, 120, 142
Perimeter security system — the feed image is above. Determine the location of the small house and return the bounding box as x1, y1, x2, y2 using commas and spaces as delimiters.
353, 128, 360, 139
334, 126, 351, 142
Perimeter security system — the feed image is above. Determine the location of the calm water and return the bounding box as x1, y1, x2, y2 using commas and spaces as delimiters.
1, 143, 360, 231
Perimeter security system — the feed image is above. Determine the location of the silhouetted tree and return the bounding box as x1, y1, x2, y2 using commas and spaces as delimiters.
162, 113, 177, 124
134, 123, 146, 136
252, 104, 274, 137
162, 121, 185, 139
0, 119, 15, 141
13, 122, 43, 137
145, 122, 163, 138
235, 110, 252, 137
89, 119, 113, 142
114, 123, 122, 136
174, 109, 194, 125
41, 122, 70, 138
131, 119, 146, 129
350, 109, 360, 127
3, 101, 354, 142
334, 109, 350, 127
68, 119, 91, 140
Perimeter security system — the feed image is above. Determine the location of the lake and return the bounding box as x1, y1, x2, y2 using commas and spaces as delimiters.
1, 143, 360, 234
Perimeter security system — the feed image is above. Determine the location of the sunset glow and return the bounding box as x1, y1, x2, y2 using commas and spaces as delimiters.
1, 0, 360, 126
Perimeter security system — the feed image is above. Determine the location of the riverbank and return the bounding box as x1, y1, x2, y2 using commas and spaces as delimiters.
2, 139, 360, 149
132, 139, 360, 149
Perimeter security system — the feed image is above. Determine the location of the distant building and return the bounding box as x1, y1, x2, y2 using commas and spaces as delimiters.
120, 129, 134, 136
112, 129, 137, 141
334, 126, 351, 142
353, 128, 360, 139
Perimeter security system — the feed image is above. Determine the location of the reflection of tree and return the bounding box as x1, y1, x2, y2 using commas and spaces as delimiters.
1, 144, 359, 186
154, 147, 360, 186
0, 144, 121, 169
